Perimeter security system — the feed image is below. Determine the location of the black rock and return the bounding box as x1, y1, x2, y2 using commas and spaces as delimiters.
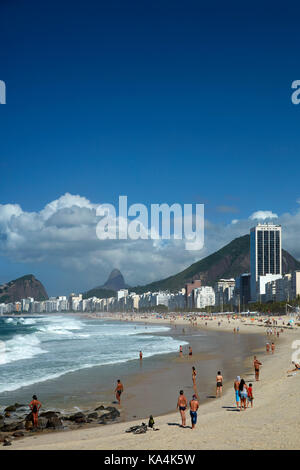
74, 417, 87, 424
46, 416, 63, 429
0, 422, 20, 432
94, 405, 105, 411
40, 411, 59, 419
87, 412, 98, 420
13, 431, 24, 438
4, 405, 16, 412
68, 412, 86, 422
3, 440, 12, 446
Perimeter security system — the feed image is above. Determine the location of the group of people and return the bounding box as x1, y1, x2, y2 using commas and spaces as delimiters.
177, 390, 199, 430
266, 342, 275, 354
179, 345, 192, 357
233, 376, 254, 410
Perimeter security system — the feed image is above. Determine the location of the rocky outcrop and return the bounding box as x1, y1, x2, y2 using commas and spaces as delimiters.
1, 404, 121, 446
0, 275, 48, 303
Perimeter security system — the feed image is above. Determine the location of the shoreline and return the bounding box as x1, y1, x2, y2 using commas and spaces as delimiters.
0, 314, 265, 423
3, 312, 297, 449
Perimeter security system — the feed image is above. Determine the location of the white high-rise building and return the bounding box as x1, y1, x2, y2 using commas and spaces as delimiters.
250, 223, 282, 301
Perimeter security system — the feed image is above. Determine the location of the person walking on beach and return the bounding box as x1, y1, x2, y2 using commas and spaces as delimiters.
115, 379, 124, 405
189, 394, 199, 430
29, 395, 42, 429
192, 366, 197, 387
179, 345, 183, 357
189, 346, 192, 357
247, 383, 254, 408
177, 390, 188, 428
266, 343, 270, 353
234, 376, 241, 409
271, 342, 275, 354
253, 356, 262, 381
139, 351, 143, 360
216, 371, 223, 398
238, 379, 248, 410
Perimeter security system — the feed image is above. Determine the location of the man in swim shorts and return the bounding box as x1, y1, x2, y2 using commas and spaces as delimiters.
216, 371, 223, 398
234, 376, 240, 409
115, 379, 124, 405
189, 394, 199, 430
253, 356, 262, 381
177, 390, 188, 427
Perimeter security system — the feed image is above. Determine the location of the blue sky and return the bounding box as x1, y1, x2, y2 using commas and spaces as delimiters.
1, 1, 300, 295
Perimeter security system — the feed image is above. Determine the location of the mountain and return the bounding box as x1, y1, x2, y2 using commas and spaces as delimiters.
0, 274, 48, 303
82, 269, 128, 299
130, 234, 300, 294
102, 269, 128, 291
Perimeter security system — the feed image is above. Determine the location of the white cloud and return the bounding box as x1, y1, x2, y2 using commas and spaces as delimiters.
249, 210, 278, 221
0, 195, 299, 291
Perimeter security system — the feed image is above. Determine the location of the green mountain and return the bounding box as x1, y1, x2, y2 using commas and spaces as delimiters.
82, 287, 117, 300
130, 234, 300, 294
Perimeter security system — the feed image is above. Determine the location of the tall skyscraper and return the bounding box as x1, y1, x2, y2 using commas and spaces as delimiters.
250, 223, 282, 301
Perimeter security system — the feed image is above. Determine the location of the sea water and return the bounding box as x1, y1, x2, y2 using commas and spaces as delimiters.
0, 315, 184, 395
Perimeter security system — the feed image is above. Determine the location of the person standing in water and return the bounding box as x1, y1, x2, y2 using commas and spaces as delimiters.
29, 395, 42, 429
177, 390, 188, 428
115, 379, 124, 405
139, 351, 143, 360
179, 345, 183, 357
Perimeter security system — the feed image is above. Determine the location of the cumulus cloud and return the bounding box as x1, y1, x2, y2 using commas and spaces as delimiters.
249, 210, 278, 220
0, 194, 299, 291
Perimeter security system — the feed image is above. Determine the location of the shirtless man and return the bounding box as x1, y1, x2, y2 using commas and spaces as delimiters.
216, 371, 223, 398
253, 356, 262, 381
179, 345, 183, 357
234, 376, 241, 408
177, 390, 188, 427
266, 343, 270, 353
115, 379, 124, 404
189, 346, 192, 357
189, 394, 199, 430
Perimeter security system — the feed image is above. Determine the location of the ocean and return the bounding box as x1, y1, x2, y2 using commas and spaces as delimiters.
0, 314, 187, 412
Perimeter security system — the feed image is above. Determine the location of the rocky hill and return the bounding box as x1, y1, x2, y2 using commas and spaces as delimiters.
0, 274, 48, 303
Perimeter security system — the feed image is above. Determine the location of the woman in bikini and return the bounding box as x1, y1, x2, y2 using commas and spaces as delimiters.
192, 367, 197, 388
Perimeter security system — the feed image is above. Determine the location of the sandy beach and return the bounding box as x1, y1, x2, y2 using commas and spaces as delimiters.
3, 313, 300, 450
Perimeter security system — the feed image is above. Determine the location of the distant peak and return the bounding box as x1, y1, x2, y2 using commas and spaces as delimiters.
107, 269, 122, 280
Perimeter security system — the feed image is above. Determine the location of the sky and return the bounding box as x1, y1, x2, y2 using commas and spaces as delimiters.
1, 1, 300, 295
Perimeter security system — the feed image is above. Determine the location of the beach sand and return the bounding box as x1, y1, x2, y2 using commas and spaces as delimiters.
3, 315, 300, 450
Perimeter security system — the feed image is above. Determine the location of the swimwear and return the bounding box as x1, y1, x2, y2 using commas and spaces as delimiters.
179, 406, 186, 411
117, 390, 122, 396
190, 411, 197, 425
217, 382, 222, 387
235, 390, 240, 402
